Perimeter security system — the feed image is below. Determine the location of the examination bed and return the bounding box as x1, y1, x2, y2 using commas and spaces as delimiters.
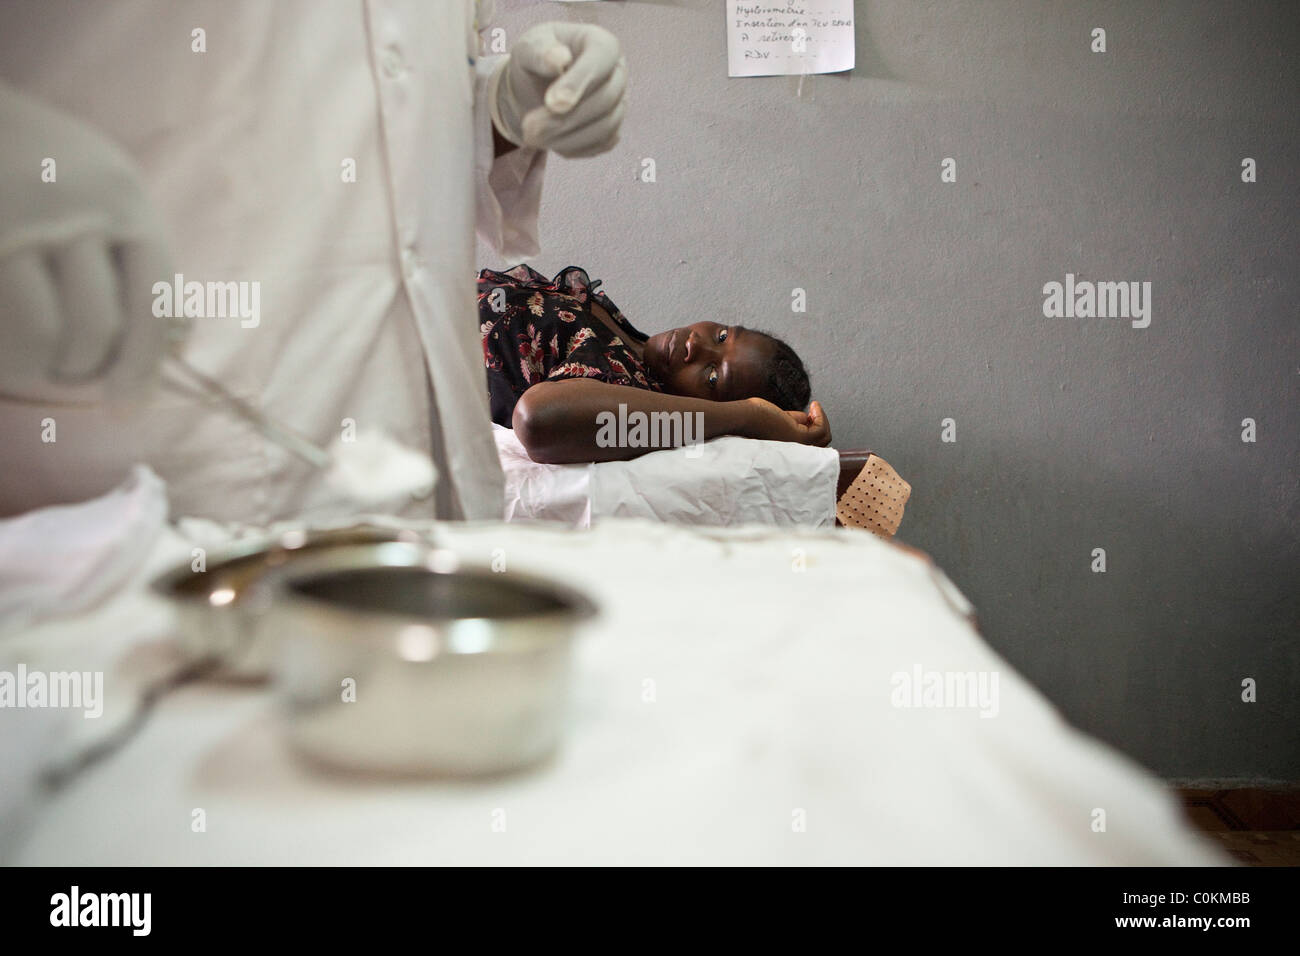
0, 470, 1224, 865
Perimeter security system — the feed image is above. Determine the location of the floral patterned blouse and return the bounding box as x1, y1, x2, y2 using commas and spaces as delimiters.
478, 264, 663, 427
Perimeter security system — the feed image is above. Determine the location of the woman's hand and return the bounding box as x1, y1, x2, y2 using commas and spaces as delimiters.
743, 397, 832, 446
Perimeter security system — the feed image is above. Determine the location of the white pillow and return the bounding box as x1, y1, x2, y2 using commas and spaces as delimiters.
493, 424, 839, 528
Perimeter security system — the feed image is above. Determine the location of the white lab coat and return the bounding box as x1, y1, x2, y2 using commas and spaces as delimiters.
0, 0, 545, 522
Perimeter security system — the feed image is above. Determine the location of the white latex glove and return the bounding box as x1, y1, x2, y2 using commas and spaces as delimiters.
488, 22, 627, 158
0, 84, 184, 405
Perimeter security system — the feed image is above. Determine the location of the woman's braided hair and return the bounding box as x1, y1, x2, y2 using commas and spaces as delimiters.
752, 330, 811, 411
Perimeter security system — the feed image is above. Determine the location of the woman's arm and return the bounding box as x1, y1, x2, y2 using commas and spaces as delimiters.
512, 378, 830, 464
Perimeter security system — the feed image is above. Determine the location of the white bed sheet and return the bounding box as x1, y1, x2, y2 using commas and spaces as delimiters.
494, 424, 840, 527
2, 510, 1226, 866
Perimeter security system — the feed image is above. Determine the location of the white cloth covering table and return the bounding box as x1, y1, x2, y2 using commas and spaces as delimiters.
4, 516, 1225, 866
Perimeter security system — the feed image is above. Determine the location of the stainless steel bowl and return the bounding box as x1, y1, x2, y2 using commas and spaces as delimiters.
263, 541, 597, 777
151, 525, 420, 680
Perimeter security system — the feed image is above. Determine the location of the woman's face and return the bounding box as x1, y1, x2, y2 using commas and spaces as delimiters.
643, 322, 774, 401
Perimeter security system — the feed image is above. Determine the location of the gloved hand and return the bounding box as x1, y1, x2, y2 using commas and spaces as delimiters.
0, 85, 185, 405
488, 22, 627, 158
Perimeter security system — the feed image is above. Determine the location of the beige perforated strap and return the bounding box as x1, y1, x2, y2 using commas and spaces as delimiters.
835, 454, 911, 538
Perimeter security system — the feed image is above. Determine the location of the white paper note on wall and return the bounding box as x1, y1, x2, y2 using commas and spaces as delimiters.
726, 0, 855, 78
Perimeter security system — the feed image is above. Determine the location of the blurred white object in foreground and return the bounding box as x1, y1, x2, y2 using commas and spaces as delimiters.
3, 491, 1229, 865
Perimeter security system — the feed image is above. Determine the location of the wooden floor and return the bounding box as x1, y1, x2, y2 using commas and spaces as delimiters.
1175, 787, 1300, 866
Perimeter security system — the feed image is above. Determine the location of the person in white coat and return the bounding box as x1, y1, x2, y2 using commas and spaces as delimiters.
0, 0, 627, 523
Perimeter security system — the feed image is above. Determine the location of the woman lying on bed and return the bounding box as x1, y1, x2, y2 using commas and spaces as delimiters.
479, 264, 831, 463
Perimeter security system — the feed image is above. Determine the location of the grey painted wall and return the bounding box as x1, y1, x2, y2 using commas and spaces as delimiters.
479, 1, 1299, 781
